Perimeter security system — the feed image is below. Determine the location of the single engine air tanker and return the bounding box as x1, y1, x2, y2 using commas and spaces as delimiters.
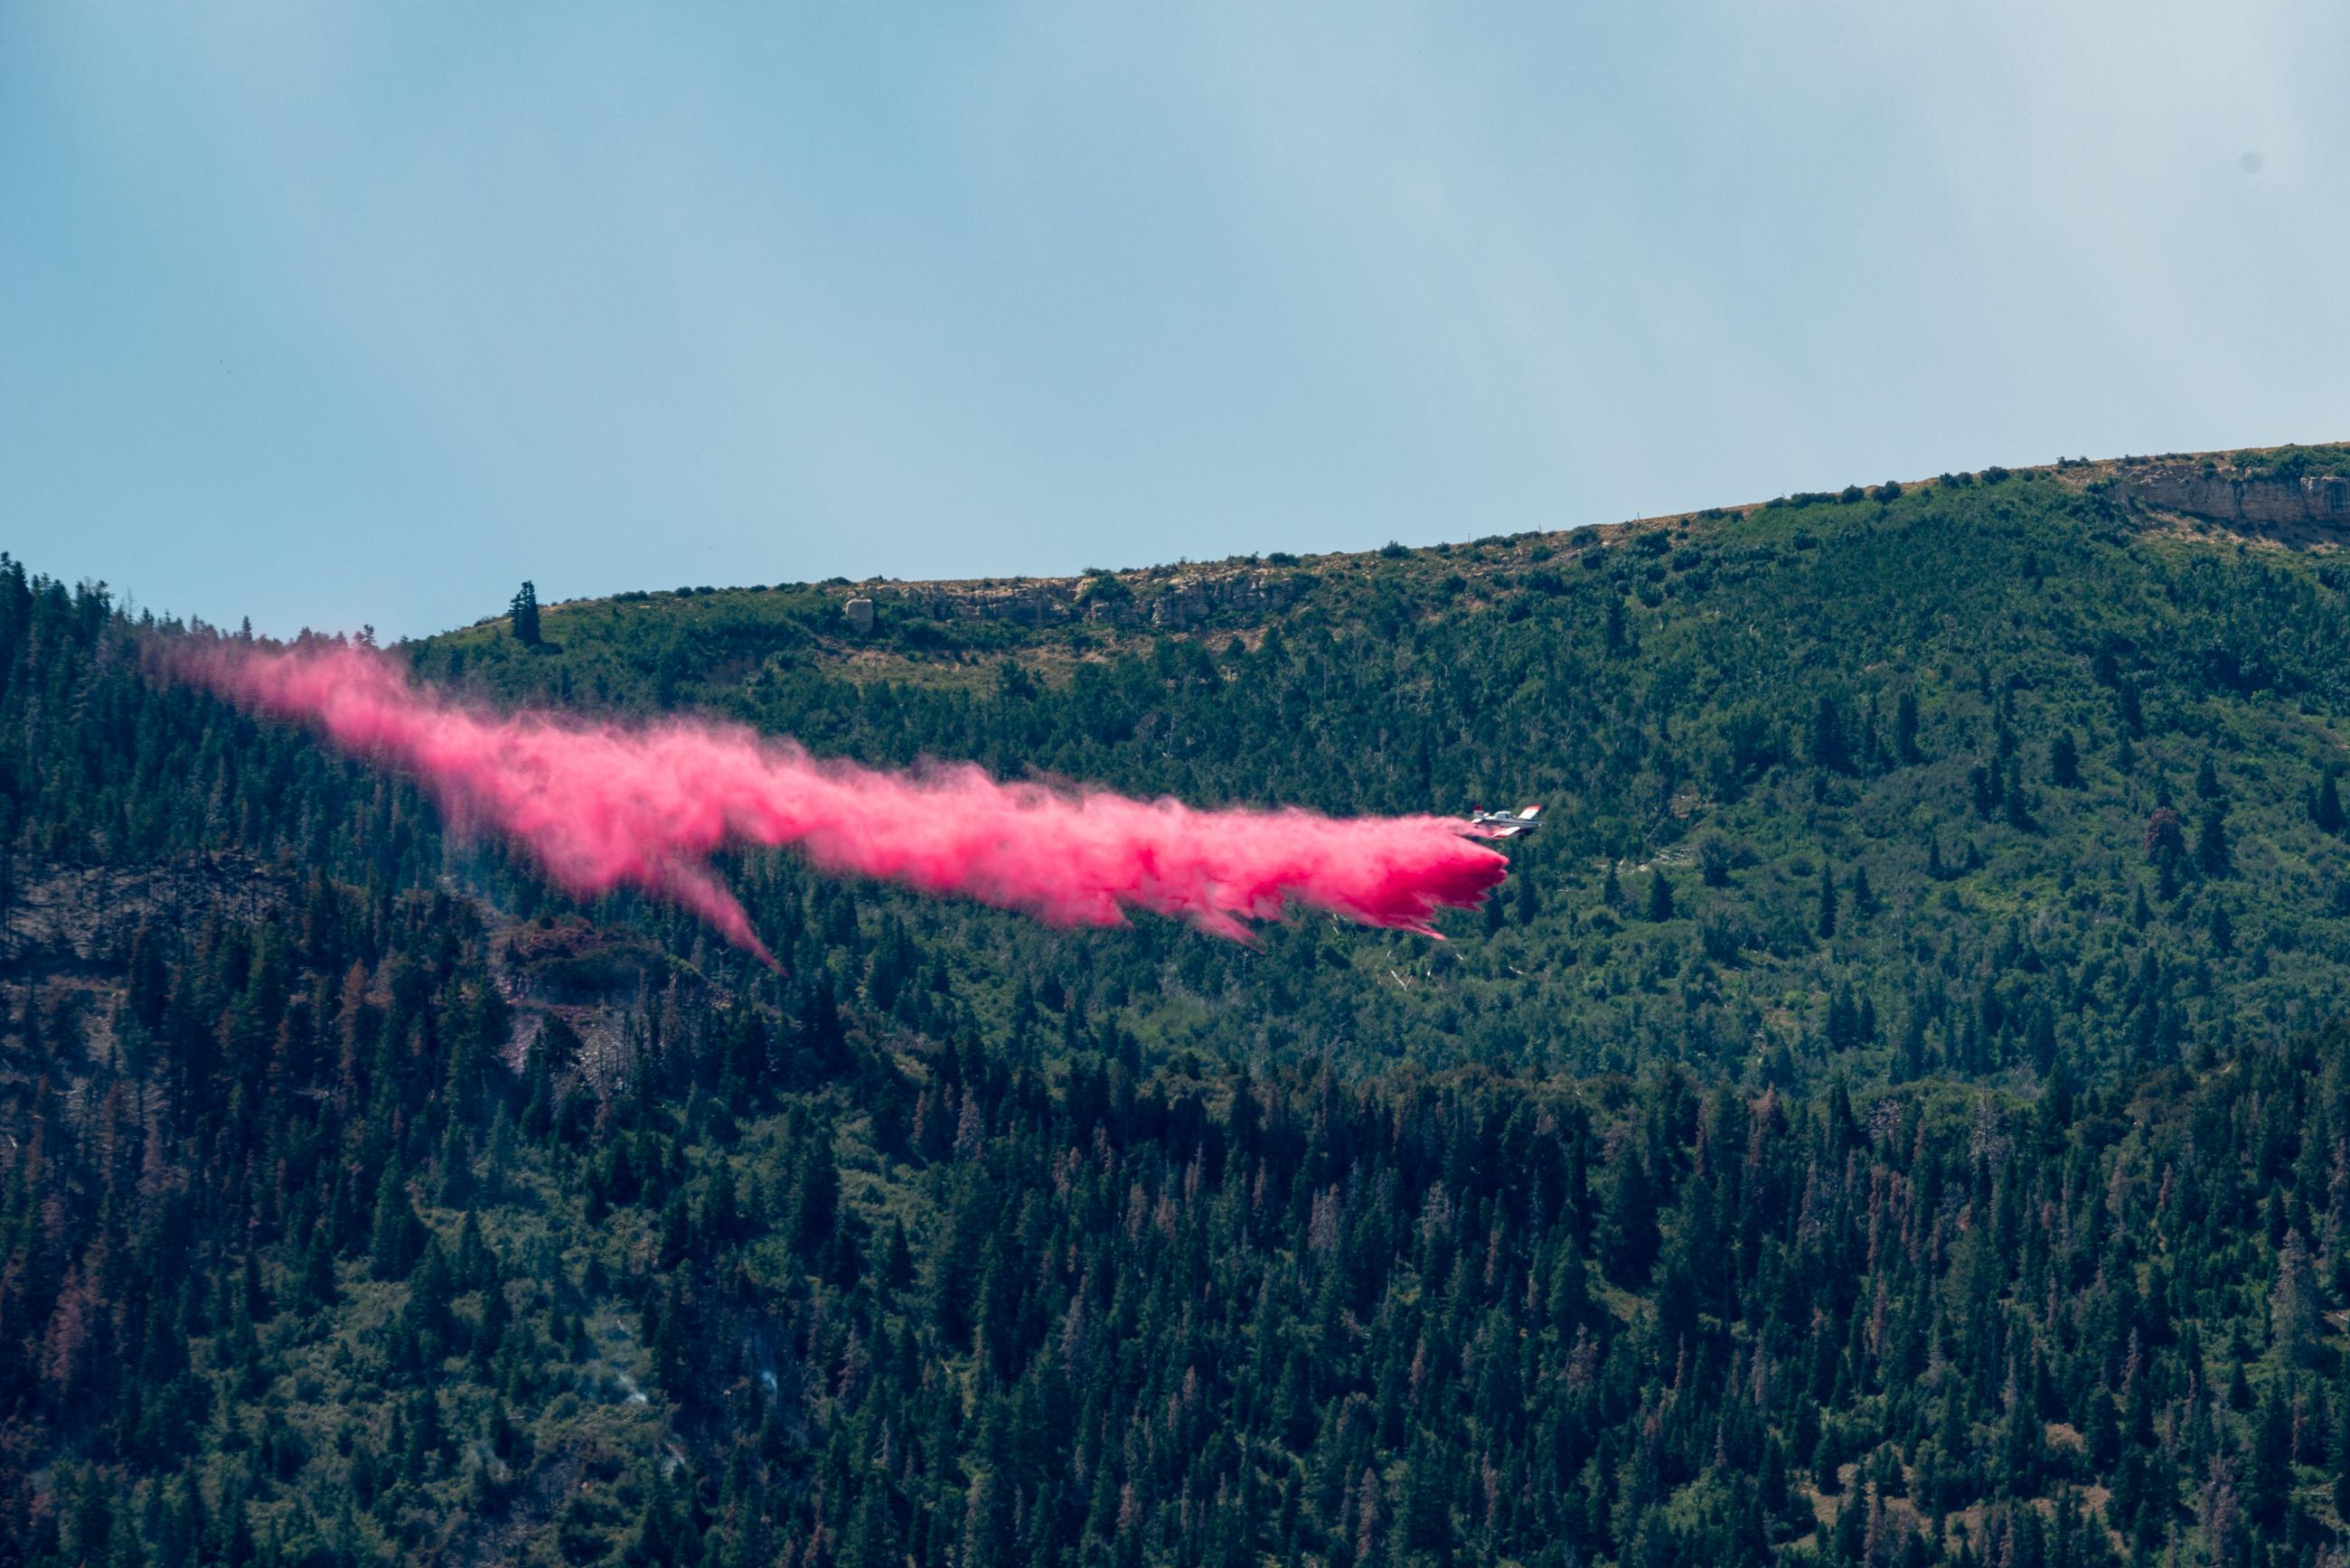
1469, 805, 1543, 839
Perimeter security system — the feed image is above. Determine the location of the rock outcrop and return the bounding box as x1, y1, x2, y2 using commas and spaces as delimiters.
0, 852, 296, 971
851, 567, 1303, 631
2110, 465, 2349, 532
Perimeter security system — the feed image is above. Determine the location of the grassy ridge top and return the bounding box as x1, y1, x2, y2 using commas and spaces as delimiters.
424, 441, 2350, 686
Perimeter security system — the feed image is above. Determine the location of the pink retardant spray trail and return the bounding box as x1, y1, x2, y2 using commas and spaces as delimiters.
170, 643, 1510, 965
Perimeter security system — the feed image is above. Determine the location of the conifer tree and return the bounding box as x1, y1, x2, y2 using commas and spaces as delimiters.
2050, 730, 2081, 787
510, 581, 542, 645
1848, 863, 1875, 917
368, 1157, 427, 1280
2314, 768, 2345, 835
2196, 807, 2232, 877
1811, 693, 1850, 775
1894, 690, 1922, 765
2270, 1230, 2319, 1367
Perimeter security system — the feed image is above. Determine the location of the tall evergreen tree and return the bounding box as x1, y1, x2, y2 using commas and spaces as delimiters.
510, 580, 542, 645
2314, 768, 2346, 835
2050, 729, 2081, 787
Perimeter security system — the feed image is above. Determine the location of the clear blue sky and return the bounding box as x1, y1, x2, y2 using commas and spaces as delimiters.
5, 3, 2346, 640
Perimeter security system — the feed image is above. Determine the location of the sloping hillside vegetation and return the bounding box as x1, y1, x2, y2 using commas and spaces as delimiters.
1, 446, 2348, 1567
417, 460, 2350, 1090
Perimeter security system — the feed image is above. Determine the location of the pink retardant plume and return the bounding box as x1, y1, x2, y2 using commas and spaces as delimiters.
168, 643, 1509, 964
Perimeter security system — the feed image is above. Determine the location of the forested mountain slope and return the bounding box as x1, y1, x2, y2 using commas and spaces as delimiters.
0, 445, 2346, 1568
412, 448, 2350, 1089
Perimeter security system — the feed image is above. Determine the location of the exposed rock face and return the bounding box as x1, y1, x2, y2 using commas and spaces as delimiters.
0, 853, 296, 971
858, 568, 1302, 631
2112, 466, 2350, 531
